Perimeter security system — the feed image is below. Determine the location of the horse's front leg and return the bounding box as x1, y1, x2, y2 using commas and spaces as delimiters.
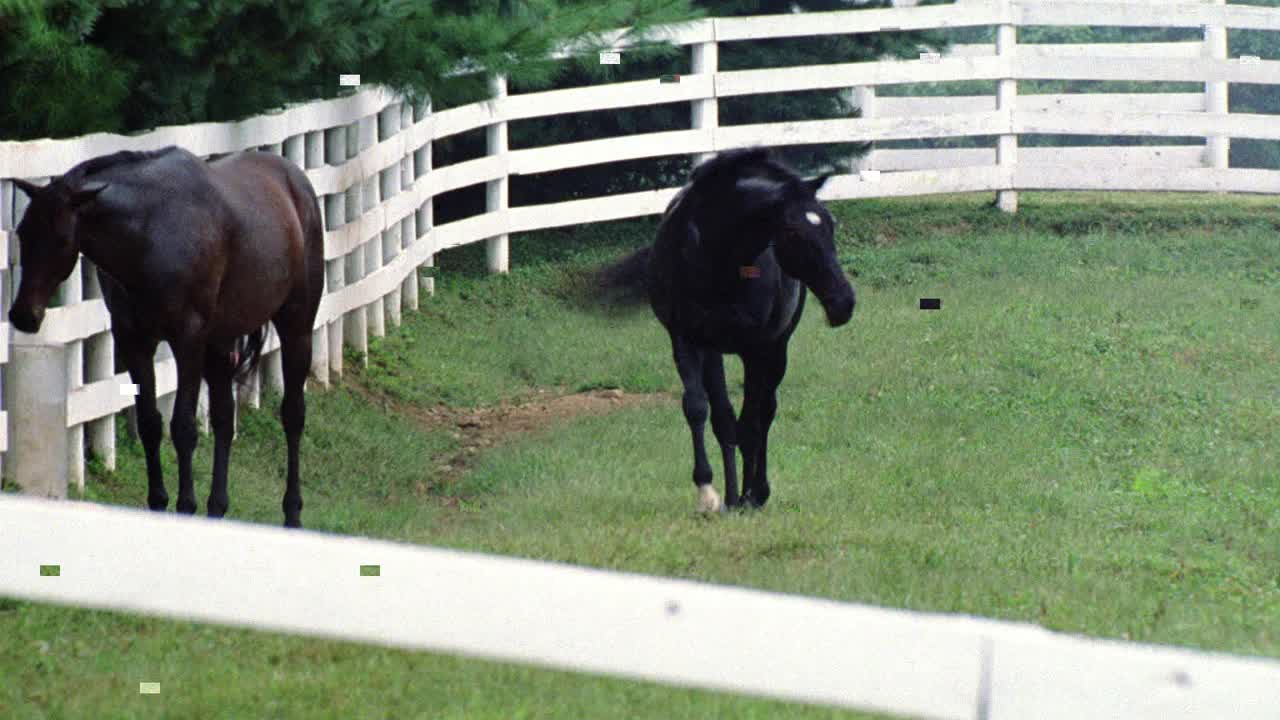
169, 341, 208, 516
116, 331, 164, 510
702, 351, 740, 508
670, 334, 720, 513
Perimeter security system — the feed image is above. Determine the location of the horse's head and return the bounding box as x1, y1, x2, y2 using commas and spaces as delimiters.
734, 173, 855, 327
8, 178, 108, 333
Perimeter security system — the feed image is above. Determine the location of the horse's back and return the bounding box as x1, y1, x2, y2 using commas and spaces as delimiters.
201, 152, 323, 333
208, 152, 319, 239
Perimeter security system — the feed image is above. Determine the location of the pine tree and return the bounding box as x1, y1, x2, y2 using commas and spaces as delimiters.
0, 0, 135, 139
0, 0, 697, 140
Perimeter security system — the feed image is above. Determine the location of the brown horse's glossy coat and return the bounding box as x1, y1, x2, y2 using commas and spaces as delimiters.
10, 146, 324, 527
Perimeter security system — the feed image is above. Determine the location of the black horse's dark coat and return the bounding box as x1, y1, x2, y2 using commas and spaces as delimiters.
602, 147, 856, 509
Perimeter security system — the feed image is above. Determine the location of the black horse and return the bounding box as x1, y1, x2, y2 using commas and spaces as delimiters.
10, 146, 325, 528
602, 147, 855, 512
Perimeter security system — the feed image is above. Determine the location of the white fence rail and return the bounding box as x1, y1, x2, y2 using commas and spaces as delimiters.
3, 494, 1280, 719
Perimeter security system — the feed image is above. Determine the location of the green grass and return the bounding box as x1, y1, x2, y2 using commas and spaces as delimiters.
3, 192, 1278, 719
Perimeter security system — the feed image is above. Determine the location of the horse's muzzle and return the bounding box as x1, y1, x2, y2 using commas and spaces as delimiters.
819, 286, 855, 327
9, 305, 44, 334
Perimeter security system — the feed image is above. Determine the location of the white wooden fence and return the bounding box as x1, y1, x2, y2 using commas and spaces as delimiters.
1, 0, 1277, 501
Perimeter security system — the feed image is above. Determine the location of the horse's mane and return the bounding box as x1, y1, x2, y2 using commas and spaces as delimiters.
688, 146, 801, 191
61, 146, 181, 187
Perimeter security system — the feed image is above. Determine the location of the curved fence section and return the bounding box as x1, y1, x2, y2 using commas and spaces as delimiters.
1, 0, 1278, 492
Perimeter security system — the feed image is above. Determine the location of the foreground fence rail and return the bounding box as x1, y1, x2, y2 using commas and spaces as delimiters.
1, 0, 1278, 520
2, 494, 1279, 719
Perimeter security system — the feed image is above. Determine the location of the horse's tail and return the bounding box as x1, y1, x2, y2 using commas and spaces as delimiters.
231, 325, 270, 385
597, 246, 652, 304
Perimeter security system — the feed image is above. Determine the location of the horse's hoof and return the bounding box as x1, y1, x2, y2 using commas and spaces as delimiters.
695, 485, 722, 514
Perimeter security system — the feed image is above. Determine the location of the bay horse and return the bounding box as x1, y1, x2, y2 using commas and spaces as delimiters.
9, 146, 324, 528
601, 147, 855, 512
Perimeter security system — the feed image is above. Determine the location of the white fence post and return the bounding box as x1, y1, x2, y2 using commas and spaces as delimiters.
398, 101, 417, 315
361, 114, 385, 342
692, 37, 719, 167
154, 343, 176, 426
415, 98, 435, 299
0, 178, 12, 483
299, 130, 329, 388
996, 2, 1018, 213
234, 352, 260, 412
486, 75, 510, 274
82, 261, 115, 470
850, 86, 876, 172
344, 117, 369, 366
5, 337, 70, 497
262, 343, 285, 399
324, 125, 347, 381
1203, 0, 1229, 172
379, 102, 403, 330
61, 261, 86, 492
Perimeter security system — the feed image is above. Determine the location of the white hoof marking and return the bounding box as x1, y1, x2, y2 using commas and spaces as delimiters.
696, 485, 722, 513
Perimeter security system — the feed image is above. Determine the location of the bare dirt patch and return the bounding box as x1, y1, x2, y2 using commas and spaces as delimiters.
344, 381, 669, 500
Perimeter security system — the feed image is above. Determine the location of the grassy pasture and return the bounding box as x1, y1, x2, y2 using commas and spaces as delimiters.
2, 192, 1277, 719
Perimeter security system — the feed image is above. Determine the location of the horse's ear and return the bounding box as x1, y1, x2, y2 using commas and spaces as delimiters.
69, 182, 109, 210
734, 177, 786, 216
803, 174, 832, 196
13, 178, 43, 198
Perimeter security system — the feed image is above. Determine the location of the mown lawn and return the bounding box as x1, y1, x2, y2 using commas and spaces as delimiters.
2, 192, 1277, 719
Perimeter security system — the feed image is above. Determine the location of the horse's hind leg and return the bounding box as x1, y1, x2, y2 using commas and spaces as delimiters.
274, 326, 312, 528
702, 352, 740, 508
116, 331, 164, 510
670, 334, 719, 513
203, 346, 238, 518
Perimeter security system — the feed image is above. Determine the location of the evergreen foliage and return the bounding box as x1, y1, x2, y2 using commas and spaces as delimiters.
0, 0, 696, 140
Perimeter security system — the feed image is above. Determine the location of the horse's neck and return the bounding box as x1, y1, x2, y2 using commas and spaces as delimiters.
77, 211, 148, 290
683, 243, 734, 280
717, 243, 772, 274
682, 244, 777, 299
